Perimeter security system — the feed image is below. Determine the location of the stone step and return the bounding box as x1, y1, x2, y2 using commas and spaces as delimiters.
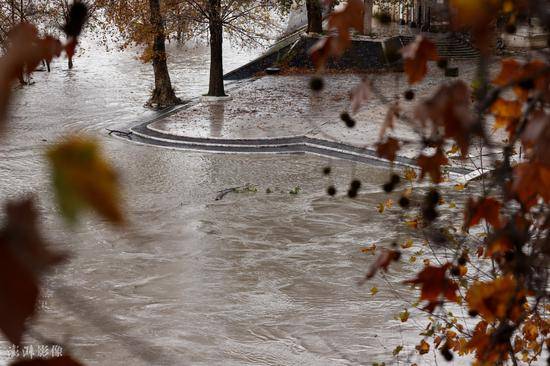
399, 35, 480, 59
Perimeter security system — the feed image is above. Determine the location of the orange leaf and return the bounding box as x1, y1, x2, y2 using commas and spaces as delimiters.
490, 98, 522, 135
400, 36, 439, 84
416, 339, 430, 355
404, 263, 458, 311
466, 276, 526, 322
493, 58, 550, 101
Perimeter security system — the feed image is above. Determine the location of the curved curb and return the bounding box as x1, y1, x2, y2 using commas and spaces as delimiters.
120, 119, 473, 180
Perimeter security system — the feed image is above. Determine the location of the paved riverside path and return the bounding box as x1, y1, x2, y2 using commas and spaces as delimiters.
129, 59, 507, 182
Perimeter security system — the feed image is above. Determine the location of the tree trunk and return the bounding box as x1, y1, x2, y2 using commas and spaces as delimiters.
207, 0, 225, 97
306, 0, 323, 34
148, 0, 181, 107
363, 0, 373, 35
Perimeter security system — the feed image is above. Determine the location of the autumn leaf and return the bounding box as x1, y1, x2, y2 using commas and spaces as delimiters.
464, 197, 502, 229
417, 148, 449, 183
511, 161, 550, 208
47, 136, 124, 225
414, 81, 478, 157
416, 339, 430, 355
361, 248, 401, 282
404, 168, 417, 182
466, 276, 526, 322
370, 286, 378, 296
404, 263, 458, 312
400, 36, 439, 84
10, 356, 84, 366
350, 78, 372, 114
466, 321, 510, 363
490, 98, 522, 134
327, 0, 364, 46
399, 309, 410, 322
309, 0, 363, 69
521, 111, 550, 161
392, 345, 403, 356
376, 137, 400, 162
0, 244, 39, 345
401, 239, 413, 249
0, 199, 65, 345
361, 244, 377, 255
493, 58, 550, 101
379, 102, 400, 139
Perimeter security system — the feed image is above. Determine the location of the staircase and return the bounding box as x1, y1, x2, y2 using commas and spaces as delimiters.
400, 33, 480, 60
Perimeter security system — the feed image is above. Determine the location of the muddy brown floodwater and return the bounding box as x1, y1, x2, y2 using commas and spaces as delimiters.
0, 40, 472, 365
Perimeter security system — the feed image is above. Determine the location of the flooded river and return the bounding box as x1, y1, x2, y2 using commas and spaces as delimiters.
0, 40, 471, 365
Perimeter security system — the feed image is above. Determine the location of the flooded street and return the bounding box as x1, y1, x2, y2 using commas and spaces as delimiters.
0, 40, 470, 365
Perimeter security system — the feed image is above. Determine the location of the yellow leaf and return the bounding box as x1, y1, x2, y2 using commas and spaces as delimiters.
47, 136, 123, 225
409, 255, 417, 263
404, 168, 417, 182
377, 202, 385, 213
405, 219, 419, 229
454, 183, 466, 191
361, 244, 377, 255
447, 144, 460, 155
449, 200, 457, 208
370, 286, 379, 296
385, 199, 394, 209
401, 239, 413, 249
392, 345, 403, 356
399, 309, 410, 322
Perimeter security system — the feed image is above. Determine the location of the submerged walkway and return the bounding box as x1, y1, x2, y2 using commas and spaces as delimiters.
121, 59, 500, 183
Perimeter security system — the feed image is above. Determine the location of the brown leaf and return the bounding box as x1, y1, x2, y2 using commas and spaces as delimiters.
10, 356, 84, 366
416, 339, 430, 355
414, 81, 477, 157
0, 244, 39, 345
0, 198, 64, 345
493, 58, 550, 101
512, 161, 550, 208
376, 137, 400, 162
521, 111, 550, 161
379, 102, 400, 139
350, 78, 372, 114
417, 148, 449, 183
465, 197, 502, 229
309, 0, 364, 69
327, 0, 364, 45
404, 263, 458, 311
361, 248, 401, 282
400, 36, 439, 84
